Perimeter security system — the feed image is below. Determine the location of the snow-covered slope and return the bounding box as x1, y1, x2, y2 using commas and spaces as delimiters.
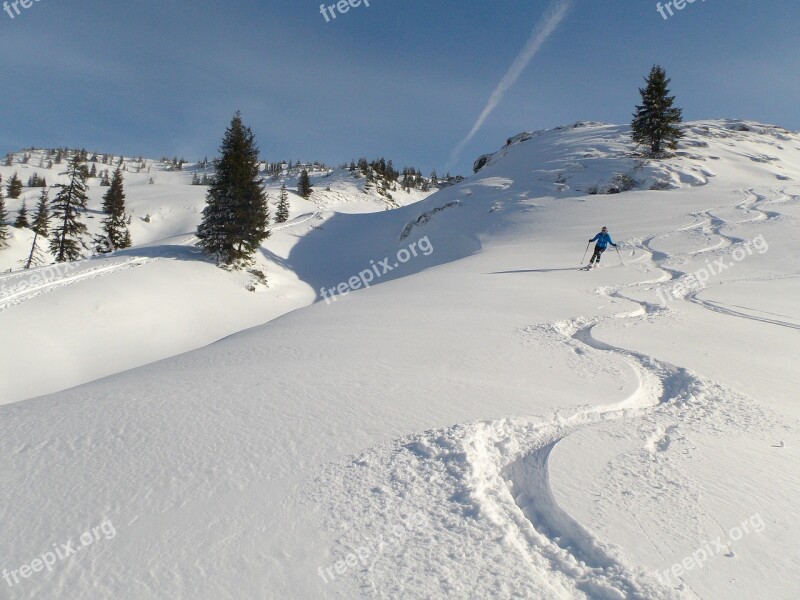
2, 121, 799, 599
0, 154, 433, 403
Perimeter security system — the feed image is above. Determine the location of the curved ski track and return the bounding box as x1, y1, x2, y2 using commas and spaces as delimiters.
317, 187, 796, 598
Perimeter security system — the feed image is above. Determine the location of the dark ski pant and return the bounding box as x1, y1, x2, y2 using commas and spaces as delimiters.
590, 245, 606, 265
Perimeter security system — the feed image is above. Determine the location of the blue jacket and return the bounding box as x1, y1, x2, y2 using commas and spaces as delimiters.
590, 232, 616, 248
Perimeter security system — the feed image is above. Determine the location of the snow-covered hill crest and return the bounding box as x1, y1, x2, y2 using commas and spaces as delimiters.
473, 119, 799, 195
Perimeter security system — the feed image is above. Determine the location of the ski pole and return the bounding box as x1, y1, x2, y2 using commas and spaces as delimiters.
581, 241, 591, 265
615, 245, 624, 266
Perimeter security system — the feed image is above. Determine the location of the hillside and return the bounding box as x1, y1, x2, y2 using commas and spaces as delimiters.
2, 120, 799, 599
0, 153, 435, 402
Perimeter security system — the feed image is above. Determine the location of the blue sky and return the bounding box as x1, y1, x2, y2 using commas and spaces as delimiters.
1, 0, 798, 174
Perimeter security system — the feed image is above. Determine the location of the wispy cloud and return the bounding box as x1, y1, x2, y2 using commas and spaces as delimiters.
446, 0, 574, 170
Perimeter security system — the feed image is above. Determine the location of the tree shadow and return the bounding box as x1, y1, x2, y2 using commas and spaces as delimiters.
112, 244, 205, 261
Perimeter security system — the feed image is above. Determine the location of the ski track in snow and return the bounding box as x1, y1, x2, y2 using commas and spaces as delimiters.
681, 188, 800, 329
0, 210, 325, 314
269, 210, 323, 232
314, 188, 796, 599
640, 186, 800, 329
0, 234, 198, 312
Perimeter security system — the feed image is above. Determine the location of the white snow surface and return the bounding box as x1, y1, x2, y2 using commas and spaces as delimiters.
1, 120, 799, 599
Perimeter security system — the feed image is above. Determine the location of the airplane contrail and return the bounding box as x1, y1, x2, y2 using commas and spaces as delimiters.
447, 0, 574, 171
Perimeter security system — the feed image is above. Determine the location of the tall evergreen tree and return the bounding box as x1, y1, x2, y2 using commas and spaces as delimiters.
297, 169, 312, 198
6, 172, 23, 199
14, 200, 29, 228
95, 167, 132, 253
632, 65, 684, 156
275, 184, 290, 223
0, 178, 8, 247
49, 155, 90, 262
24, 189, 50, 269
196, 112, 270, 266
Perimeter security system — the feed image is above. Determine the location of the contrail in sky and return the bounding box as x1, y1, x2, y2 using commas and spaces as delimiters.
447, 0, 574, 171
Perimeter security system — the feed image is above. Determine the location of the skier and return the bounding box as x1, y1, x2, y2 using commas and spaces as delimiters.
586, 226, 617, 268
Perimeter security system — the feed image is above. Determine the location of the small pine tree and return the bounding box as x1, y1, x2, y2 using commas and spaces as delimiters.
297, 169, 312, 198
50, 156, 90, 262
0, 178, 8, 247
89, 163, 97, 178
14, 200, 29, 228
631, 65, 684, 156
197, 112, 271, 266
275, 184, 290, 223
7, 172, 23, 199
24, 189, 50, 269
95, 167, 132, 253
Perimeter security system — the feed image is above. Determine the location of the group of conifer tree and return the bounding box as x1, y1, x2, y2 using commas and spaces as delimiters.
0, 153, 132, 267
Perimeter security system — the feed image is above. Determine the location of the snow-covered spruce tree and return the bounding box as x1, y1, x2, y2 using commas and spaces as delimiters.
275, 184, 290, 223
0, 179, 9, 247
6, 172, 23, 199
297, 169, 312, 199
631, 65, 683, 156
14, 200, 29, 228
50, 155, 90, 262
196, 112, 270, 266
24, 189, 50, 269
95, 167, 132, 253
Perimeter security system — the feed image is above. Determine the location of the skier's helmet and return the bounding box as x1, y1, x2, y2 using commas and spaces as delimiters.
601, 226, 607, 232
